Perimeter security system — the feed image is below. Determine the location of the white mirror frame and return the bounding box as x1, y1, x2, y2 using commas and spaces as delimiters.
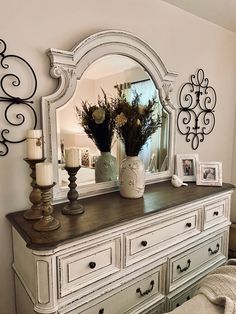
41, 30, 178, 202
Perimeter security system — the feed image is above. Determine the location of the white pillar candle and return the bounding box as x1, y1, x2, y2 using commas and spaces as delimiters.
26, 129, 43, 160
65, 148, 80, 167
36, 162, 53, 186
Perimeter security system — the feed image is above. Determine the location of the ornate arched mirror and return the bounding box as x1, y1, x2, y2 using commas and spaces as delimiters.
42, 30, 178, 201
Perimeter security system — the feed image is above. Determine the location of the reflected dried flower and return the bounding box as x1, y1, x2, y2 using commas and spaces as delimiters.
76, 90, 115, 152
92, 108, 105, 124
115, 112, 127, 127
114, 88, 162, 156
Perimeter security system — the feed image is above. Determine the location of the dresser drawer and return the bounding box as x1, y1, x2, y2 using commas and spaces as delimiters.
169, 233, 226, 291
203, 198, 228, 230
67, 266, 164, 314
57, 237, 121, 297
125, 209, 200, 266
136, 301, 165, 314
167, 284, 197, 311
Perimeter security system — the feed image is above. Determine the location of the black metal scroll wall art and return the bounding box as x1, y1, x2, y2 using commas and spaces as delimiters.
177, 69, 216, 150
0, 39, 37, 156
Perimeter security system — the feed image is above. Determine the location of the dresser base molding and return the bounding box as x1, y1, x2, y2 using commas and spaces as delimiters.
8, 182, 234, 314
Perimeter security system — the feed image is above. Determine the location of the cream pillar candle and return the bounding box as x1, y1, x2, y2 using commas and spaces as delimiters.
36, 162, 53, 186
26, 129, 43, 159
65, 148, 80, 167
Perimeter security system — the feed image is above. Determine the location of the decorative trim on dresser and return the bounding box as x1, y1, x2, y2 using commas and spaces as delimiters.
7, 181, 234, 314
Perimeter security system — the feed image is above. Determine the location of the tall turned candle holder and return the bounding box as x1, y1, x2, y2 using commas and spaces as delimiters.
62, 166, 84, 215
24, 158, 46, 220
33, 182, 61, 232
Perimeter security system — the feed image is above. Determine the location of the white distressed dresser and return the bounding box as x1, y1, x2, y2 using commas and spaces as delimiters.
7, 181, 234, 314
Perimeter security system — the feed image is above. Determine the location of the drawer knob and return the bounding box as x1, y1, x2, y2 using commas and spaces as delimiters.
99, 309, 104, 314
186, 222, 192, 228
177, 259, 191, 273
208, 243, 220, 255
187, 296, 190, 300
213, 211, 219, 216
89, 261, 96, 269
141, 240, 148, 247
136, 280, 154, 297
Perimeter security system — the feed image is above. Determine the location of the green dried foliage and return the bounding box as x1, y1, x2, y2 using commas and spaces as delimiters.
114, 88, 162, 156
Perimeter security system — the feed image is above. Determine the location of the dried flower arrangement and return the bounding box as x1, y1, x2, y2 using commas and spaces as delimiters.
76, 90, 116, 152
114, 89, 162, 156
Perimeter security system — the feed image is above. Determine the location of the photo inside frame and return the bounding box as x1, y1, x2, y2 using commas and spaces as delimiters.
202, 166, 217, 181
196, 162, 222, 186
182, 159, 194, 176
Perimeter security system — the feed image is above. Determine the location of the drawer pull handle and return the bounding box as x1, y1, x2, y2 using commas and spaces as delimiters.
141, 240, 148, 247
136, 280, 154, 297
89, 261, 96, 269
177, 259, 191, 273
186, 222, 192, 228
208, 243, 220, 255
213, 211, 219, 216
99, 309, 104, 314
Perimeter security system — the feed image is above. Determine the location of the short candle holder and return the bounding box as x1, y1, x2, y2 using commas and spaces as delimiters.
62, 166, 84, 215
24, 157, 46, 220
33, 182, 61, 232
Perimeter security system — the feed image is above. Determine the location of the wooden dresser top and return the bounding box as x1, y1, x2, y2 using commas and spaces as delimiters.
7, 181, 234, 250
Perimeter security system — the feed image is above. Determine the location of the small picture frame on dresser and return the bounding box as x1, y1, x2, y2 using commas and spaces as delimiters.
196, 161, 222, 186
176, 154, 199, 182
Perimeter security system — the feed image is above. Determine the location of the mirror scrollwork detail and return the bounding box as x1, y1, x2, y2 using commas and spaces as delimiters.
42, 30, 178, 201
0, 39, 38, 156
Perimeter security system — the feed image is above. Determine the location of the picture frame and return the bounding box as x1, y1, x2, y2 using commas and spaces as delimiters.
196, 161, 222, 186
176, 154, 199, 182
80, 147, 90, 167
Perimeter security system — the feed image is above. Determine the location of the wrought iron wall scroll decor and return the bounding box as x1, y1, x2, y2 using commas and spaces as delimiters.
177, 69, 216, 150
0, 39, 37, 156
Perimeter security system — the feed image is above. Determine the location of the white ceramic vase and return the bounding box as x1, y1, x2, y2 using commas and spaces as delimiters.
95, 152, 117, 183
119, 156, 145, 198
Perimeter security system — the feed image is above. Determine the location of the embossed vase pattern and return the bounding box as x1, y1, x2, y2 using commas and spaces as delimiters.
95, 152, 117, 183
119, 156, 145, 198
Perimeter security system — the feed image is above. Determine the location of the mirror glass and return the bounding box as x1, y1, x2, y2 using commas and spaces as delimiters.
56, 55, 169, 188
43, 30, 178, 201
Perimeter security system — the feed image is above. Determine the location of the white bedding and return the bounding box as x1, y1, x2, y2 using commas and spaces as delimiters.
167, 259, 236, 314
166, 294, 224, 314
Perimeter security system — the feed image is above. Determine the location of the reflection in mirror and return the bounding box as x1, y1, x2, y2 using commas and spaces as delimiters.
56, 55, 169, 188
43, 30, 178, 201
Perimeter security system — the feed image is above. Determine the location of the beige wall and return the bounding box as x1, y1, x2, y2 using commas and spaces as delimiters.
1, 0, 236, 313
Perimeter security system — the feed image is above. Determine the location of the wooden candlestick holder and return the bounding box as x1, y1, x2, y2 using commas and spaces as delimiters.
62, 166, 84, 215
33, 182, 60, 232
24, 157, 46, 220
